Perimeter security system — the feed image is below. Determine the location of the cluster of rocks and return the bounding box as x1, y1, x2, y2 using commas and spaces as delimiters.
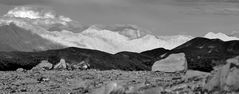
31, 58, 90, 71
13, 51, 239, 94
205, 56, 239, 93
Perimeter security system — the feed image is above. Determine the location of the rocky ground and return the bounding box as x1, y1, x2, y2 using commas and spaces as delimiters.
0, 69, 211, 94
0, 56, 239, 94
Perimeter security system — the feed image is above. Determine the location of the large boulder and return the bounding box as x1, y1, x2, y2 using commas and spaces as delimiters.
152, 53, 187, 73
205, 56, 239, 92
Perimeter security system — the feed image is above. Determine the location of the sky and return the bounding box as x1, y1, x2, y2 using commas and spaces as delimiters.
0, 0, 239, 36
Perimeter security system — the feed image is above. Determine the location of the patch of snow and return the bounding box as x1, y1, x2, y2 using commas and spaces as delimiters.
204, 32, 239, 41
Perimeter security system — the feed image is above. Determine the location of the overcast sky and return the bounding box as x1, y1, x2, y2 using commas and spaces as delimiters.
0, 0, 239, 36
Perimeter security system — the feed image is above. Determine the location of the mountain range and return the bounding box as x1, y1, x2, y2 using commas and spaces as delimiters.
0, 6, 239, 72
0, 37, 238, 72
2, 6, 238, 53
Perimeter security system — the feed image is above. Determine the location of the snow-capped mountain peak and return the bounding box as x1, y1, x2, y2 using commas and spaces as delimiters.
0, 6, 194, 53
204, 32, 239, 41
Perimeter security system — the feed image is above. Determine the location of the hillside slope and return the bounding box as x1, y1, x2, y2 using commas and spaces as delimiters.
0, 23, 64, 52
0, 47, 154, 71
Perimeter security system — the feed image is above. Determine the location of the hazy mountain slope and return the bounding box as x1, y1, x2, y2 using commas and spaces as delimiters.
0, 42, 16, 52
0, 23, 64, 52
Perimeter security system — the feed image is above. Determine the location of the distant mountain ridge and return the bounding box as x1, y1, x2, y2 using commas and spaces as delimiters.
0, 37, 238, 72
0, 6, 238, 54
0, 6, 194, 53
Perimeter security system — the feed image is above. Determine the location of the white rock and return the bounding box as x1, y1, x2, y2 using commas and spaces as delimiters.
16, 68, 25, 72
32, 60, 53, 70
53, 58, 67, 69
152, 53, 187, 73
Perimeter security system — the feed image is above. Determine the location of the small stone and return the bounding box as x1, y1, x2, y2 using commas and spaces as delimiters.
32, 60, 53, 70
37, 77, 50, 82
16, 68, 25, 72
70, 60, 90, 70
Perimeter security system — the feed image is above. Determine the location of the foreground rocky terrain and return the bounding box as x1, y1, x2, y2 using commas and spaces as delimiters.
0, 63, 237, 94
0, 69, 209, 94
1, 55, 239, 94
